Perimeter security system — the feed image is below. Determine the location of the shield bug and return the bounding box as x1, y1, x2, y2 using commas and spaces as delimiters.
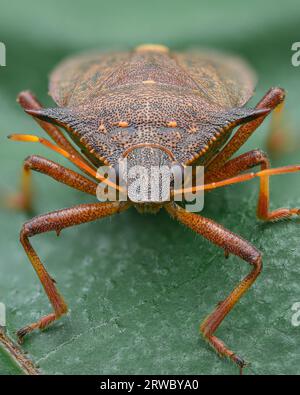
9, 44, 300, 372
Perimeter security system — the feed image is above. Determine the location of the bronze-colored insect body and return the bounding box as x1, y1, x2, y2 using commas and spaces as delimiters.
10, 44, 300, 372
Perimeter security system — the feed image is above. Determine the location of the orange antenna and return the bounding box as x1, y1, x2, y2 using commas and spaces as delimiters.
8, 134, 124, 193
173, 165, 300, 196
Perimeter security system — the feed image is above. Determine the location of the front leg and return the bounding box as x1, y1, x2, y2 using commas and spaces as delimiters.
18, 91, 88, 162
18, 201, 130, 343
207, 87, 285, 171
166, 203, 262, 372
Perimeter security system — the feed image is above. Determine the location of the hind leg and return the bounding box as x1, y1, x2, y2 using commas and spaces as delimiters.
166, 203, 262, 373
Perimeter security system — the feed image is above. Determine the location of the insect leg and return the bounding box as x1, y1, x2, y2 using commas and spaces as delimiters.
9, 92, 100, 211
165, 202, 262, 372
8, 134, 122, 192
266, 101, 292, 156
207, 87, 285, 171
9, 155, 98, 212
206, 149, 300, 220
17, 201, 130, 343
205, 149, 269, 183
18, 91, 89, 163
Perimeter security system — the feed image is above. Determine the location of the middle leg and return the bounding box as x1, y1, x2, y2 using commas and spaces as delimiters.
9, 155, 98, 212
205, 149, 300, 221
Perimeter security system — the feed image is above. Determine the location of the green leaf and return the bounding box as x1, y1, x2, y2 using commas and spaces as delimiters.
1, 0, 300, 375
0, 348, 24, 375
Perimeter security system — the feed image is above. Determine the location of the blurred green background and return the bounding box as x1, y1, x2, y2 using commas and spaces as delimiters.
1, 0, 300, 375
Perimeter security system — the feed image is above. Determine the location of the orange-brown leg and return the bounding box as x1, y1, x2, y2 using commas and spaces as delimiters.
9, 91, 98, 211
18, 91, 87, 162
266, 101, 293, 156
205, 149, 269, 183
17, 201, 130, 343
207, 87, 285, 172
165, 202, 262, 372
10, 155, 98, 212
206, 149, 300, 221
16, 91, 98, 187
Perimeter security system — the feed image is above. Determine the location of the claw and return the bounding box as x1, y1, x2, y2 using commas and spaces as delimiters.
231, 353, 248, 375
17, 325, 33, 344
16, 313, 56, 344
